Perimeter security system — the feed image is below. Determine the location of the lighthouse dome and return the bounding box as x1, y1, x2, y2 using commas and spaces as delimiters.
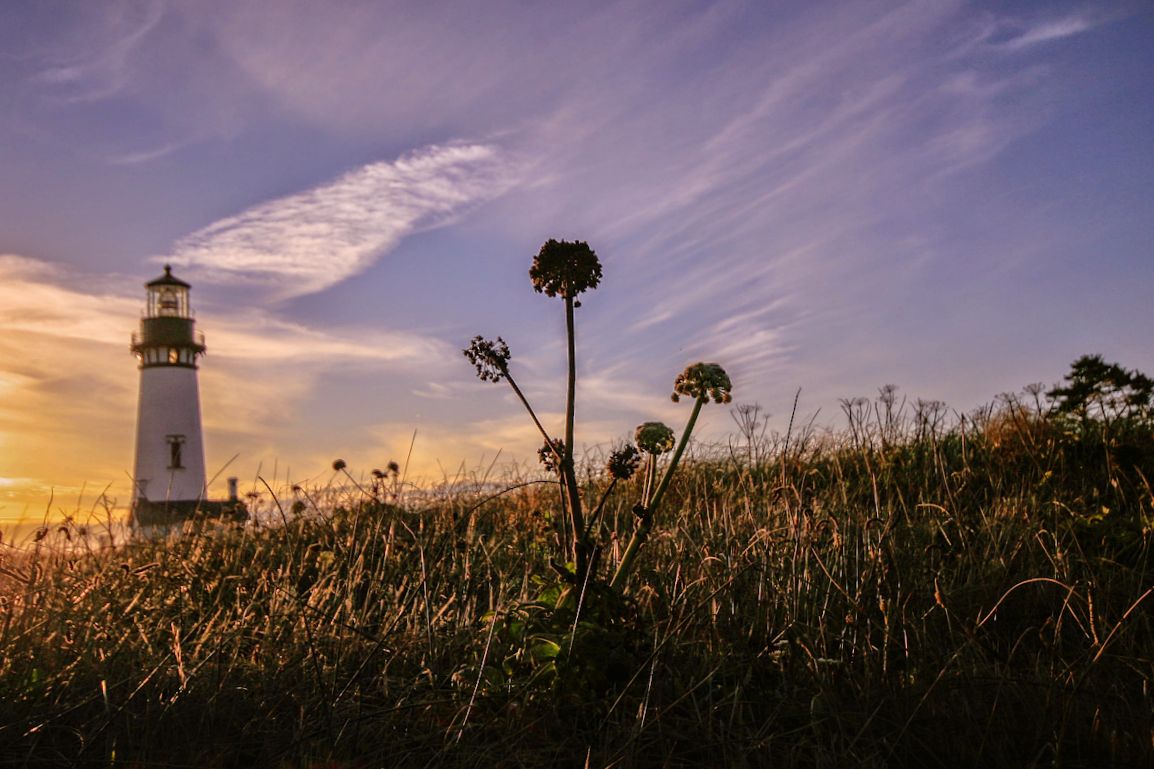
146, 264, 191, 288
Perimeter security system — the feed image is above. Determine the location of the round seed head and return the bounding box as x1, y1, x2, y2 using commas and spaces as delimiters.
672, 362, 732, 404
332, 458, 347, 471
529, 239, 603, 299
635, 422, 675, 455
463, 336, 511, 382
537, 438, 566, 473
606, 444, 641, 480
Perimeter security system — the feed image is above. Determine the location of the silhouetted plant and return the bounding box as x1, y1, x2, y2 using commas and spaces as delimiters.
634, 421, 675, 508
611, 364, 732, 590
1048, 354, 1153, 427
463, 336, 511, 382
582, 444, 641, 544
605, 444, 641, 481
464, 239, 731, 594
537, 438, 566, 474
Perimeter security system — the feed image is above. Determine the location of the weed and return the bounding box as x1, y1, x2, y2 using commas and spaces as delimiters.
465, 239, 731, 596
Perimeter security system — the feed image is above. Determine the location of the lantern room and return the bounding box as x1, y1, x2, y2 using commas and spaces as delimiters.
146, 265, 191, 318
131, 265, 205, 369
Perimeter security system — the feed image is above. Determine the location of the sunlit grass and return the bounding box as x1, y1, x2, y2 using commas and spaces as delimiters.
1, 390, 1151, 768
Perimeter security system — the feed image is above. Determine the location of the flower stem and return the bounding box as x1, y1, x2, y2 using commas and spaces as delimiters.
610, 395, 705, 591
562, 294, 587, 581
648, 395, 704, 514
583, 476, 617, 541
564, 295, 577, 471
643, 453, 657, 508
503, 370, 554, 449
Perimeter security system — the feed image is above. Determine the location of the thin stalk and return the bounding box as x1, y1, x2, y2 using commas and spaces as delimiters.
582, 477, 618, 541
504, 362, 572, 574
562, 294, 587, 580
610, 395, 705, 591
502, 369, 555, 449
564, 294, 577, 472
643, 453, 658, 507
648, 395, 705, 515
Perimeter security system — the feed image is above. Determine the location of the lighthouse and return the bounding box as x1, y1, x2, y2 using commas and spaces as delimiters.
129, 266, 219, 526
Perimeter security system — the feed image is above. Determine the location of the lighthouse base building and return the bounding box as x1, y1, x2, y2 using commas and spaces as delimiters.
130, 266, 246, 527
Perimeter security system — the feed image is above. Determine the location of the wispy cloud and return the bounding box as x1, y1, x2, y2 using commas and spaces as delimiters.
169, 143, 520, 299
517, 1, 1076, 396
990, 14, 1097, 52
32, 0, 167, 103
1007, 16, 1093, 49
0, 254, 449, 368
0, 255, 138, 342
210, 313, 450, 365
0, 256, 138, 514
105, 140, 192, 166
950, 8, 1112, 60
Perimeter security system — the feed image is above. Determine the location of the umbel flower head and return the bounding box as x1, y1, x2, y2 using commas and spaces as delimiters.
672, 362, 732, 404
464, 336, 511, 382
635, 422, 675, 455
529, 239, 603, 299
372, 461, 401, 480
537, 438, 566, 473
606, 444, 641, 480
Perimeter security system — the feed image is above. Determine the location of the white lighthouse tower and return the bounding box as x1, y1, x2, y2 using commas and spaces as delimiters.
130, 265, 209, 525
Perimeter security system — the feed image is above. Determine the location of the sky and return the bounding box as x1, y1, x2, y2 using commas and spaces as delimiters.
1, 0, 1152, 529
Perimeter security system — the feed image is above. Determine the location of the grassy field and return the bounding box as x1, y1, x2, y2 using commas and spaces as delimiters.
1, 390, 1152, 768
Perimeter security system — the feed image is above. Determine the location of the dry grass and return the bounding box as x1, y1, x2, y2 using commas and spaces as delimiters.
1, 395, 1151, 768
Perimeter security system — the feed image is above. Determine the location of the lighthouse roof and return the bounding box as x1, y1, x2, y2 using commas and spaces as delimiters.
147, 265, 191, 289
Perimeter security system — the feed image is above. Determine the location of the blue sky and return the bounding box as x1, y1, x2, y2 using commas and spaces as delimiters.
1, 0, 1152, 521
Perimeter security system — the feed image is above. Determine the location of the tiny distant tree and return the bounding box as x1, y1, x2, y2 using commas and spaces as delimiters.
1048, 354, 1154, 427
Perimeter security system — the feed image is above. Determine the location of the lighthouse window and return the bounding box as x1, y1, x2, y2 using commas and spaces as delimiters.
169, 348, 180, 364
166, 435, 186, 469
158, 288, 179, 316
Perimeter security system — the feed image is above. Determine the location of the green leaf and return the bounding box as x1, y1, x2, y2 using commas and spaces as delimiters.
530, 637, 562, 663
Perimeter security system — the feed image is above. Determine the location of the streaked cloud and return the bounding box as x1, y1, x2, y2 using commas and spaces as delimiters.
28, 0, 167, 103
0, 254, 450, 368
943, 9, 1112, 65
537, 2, 1113, 401
1008, 16, 1093, 48
169, 144, 520, 299
0, 256, 139, 350
989, 14, 1098, 52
